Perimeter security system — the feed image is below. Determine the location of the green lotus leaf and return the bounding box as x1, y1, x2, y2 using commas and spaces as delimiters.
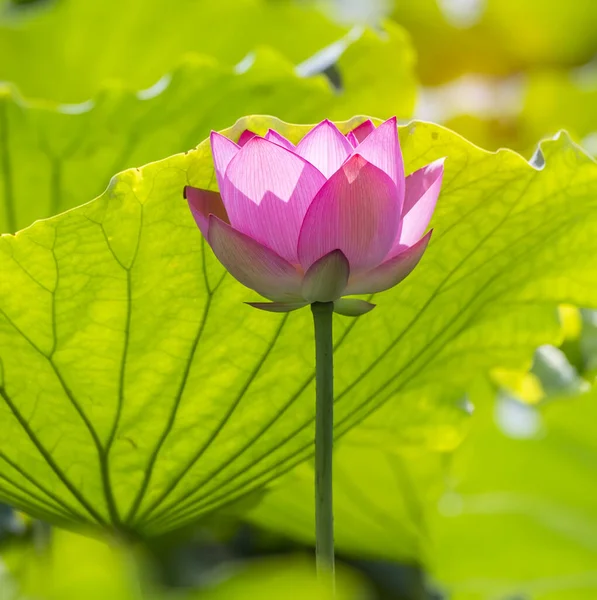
0, 25, 415, 233
430, 382, 597, 600
247, 425, 450, 563
0, 0, 411, 105
246, 327, 592, 565
0, 0, 343, 102
2, 118, 597, 539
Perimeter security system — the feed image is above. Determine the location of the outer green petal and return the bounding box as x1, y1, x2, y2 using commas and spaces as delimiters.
333, 298, 376, 317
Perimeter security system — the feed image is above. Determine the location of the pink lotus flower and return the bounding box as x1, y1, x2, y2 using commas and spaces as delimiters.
185, 118, 443, 315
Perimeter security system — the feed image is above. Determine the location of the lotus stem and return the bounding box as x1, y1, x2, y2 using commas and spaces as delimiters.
311, 301, 335, 587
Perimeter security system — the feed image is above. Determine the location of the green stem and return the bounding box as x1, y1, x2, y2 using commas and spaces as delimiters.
311, 301, 335, 585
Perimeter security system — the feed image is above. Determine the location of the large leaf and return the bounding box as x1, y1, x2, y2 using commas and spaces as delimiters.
247, 316, 592, 565
430, 385, 597, 600
0, 0, 412, 104
246, 425, 451, 563
0, 27, 415, 234
2, 118, 597, 537
0, 0, 341, 101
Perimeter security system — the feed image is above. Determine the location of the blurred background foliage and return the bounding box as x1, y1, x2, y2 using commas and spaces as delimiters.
1, 0, 597, 599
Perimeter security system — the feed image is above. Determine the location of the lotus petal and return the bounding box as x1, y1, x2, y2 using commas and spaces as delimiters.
297, 154, 400, 273
221, 136, 326, 263
207, 216, 302, 301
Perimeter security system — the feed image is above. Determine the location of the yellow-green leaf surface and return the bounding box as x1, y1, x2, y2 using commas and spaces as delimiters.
0, 0, 408, 104
2, 118, 597, 537
246, 330, 590, 564
431, 388, 597, 600
247, 427, 449, 563
0, 26, 415, 234
392, 0, 597, 84
0, 0, 342, 102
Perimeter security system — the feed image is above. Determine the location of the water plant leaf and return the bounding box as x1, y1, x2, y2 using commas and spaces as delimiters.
2, 118, 597, 537
431, 385, 597, 600
247, 431, 449, 563
0, 0, 412, 105
0, 26, 415, 233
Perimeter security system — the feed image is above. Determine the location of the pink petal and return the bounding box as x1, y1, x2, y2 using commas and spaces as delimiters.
184, 186, 229, 239
265, 129, 295, 151
385, 159, 443, 259
295, 119, 353, 178
207, 216, 302, 301
210, 132, 240, 191
398, 158, 444, 248
238, 129, 257, 146
346, 131, 359, 148
297, 154, 400, 273
333, 298, 376, 317
247, 301, 307, 313
302, 249, 350, 302
349, 120, 376, 144
221, 137, 326, 263
351, 116, 404, 210
344, 231, 432, 295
